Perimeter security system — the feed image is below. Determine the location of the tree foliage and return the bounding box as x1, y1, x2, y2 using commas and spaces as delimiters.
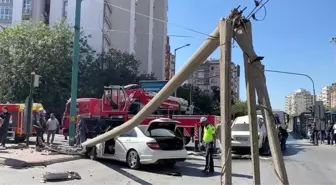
177, 84, 215, 114
0, 21, 94, 115
0, 21, 155, 117
231, 100, 248, 119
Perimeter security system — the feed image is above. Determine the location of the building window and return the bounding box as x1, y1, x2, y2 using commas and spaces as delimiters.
0, 0, 10, 4
0, 6, 12, 20
23, 0, 31, 14
63, 0, 68, 18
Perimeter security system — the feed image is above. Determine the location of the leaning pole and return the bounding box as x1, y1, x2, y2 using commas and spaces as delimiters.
82, 27, 220, 147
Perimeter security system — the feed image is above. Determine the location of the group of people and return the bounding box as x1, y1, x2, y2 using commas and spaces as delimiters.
33, 110, 60, 149
36, 113, 87, 148
307, 120, 336, 145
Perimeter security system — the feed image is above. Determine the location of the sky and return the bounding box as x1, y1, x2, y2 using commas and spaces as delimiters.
167, 0, 336, 110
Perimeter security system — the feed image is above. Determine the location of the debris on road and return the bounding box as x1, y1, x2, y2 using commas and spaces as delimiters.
42, 171, 81, 182
43, 144, 86, 156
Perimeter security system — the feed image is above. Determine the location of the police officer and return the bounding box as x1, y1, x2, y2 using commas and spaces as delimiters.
200, 117, 215, 173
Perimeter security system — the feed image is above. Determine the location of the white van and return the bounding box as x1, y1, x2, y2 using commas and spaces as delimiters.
231, 115, 270, 154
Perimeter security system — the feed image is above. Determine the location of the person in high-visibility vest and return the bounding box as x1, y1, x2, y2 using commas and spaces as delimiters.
200, 117, 215, 173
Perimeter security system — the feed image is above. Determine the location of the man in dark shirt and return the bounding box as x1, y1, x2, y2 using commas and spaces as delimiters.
0, 106, 10, 149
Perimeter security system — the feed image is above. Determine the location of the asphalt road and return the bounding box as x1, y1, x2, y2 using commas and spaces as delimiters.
0, 134, 336, 185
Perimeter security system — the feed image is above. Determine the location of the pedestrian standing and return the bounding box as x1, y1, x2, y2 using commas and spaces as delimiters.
46, 113, 59, 145
0, 106, 10, 149
200, 117, 215, 173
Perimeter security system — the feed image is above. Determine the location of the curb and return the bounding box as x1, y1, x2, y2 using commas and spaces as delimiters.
0, 155, 82, 168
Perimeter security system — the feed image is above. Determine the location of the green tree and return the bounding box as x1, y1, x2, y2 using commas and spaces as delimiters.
177, 84, 215, 114
78, 48, 157, 98
325, 107, 336, 112
232, 100, 248, 119
0, 21, 95, 116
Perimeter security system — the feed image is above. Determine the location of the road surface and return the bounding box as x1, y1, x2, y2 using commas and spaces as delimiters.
0, 134, 335, 184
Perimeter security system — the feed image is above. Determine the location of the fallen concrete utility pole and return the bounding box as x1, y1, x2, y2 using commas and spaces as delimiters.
219, 18, 233, 185
81, 27, 220, 147
242, 22, 261, 185
80, 7, 289, 185
233, 12, 289, 185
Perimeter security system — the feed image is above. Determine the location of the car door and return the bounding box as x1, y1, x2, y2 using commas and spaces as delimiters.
114, 129, 137, 160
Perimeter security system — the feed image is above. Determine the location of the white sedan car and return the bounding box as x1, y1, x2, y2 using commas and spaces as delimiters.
231, 115, 270, 154
86, 118, 188, 169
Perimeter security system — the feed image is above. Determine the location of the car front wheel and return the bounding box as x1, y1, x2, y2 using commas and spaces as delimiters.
127, 150, 140, 169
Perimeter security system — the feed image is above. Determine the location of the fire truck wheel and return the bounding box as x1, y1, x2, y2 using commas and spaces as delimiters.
14, 135, 26, 143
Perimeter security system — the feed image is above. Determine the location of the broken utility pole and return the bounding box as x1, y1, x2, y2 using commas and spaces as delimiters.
80, 6, 288, 185
219, 18, 233, 185
233, 10, 289, 185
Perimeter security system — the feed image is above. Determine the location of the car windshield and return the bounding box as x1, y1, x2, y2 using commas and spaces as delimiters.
138, 126, 175, 137
232, 123, 250, 131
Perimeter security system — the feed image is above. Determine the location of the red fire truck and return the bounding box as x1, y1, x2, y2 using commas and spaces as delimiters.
0, 103, 42, 142
61, 85, 220, 146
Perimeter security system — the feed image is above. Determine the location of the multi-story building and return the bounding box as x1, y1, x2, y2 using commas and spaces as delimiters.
285, 88, 313, 116
320, 85, 331, 108
3, 0, 167, 79
96, 0, 167, 79
186, 59, 240, 100
331, 85, 336, 108
164, 36, 171, 80
0, 0, 50, 28
169, 54, 175, 79
319, 83, 336, 108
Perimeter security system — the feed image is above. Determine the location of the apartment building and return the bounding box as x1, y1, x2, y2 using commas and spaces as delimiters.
164, 36, 177, 80
331, 84, 336, 108
3, 0, 167, 80
319, 83, 336, 108
104, 0, 167, 79
0, 0, 49, 28
164, 36, 170, 80
186, 59, 240, 100
285, 88, 313, 116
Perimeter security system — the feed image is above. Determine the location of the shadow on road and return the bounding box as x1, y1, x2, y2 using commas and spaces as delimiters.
100, 160, 153, 185
0, 157, 28, 169
283, 143, 307, 156
99, 158, 223, 180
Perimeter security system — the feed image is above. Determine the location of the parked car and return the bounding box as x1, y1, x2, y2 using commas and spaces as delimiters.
86, 118, 188, 169
231, 115, 270, 155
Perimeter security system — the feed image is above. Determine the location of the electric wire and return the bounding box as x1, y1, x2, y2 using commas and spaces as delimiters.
82, 27, 204, 39
248, 0, 270, 21
93, 0, 219, 40
246, 0, 264, 19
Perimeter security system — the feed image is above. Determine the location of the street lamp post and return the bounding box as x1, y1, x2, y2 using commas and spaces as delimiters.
264, 69, 316, 108
174, 44, 190, 96
265, 69, 317, 143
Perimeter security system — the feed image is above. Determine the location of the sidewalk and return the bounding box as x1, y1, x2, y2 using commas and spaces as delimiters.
0, 134, 82, 168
